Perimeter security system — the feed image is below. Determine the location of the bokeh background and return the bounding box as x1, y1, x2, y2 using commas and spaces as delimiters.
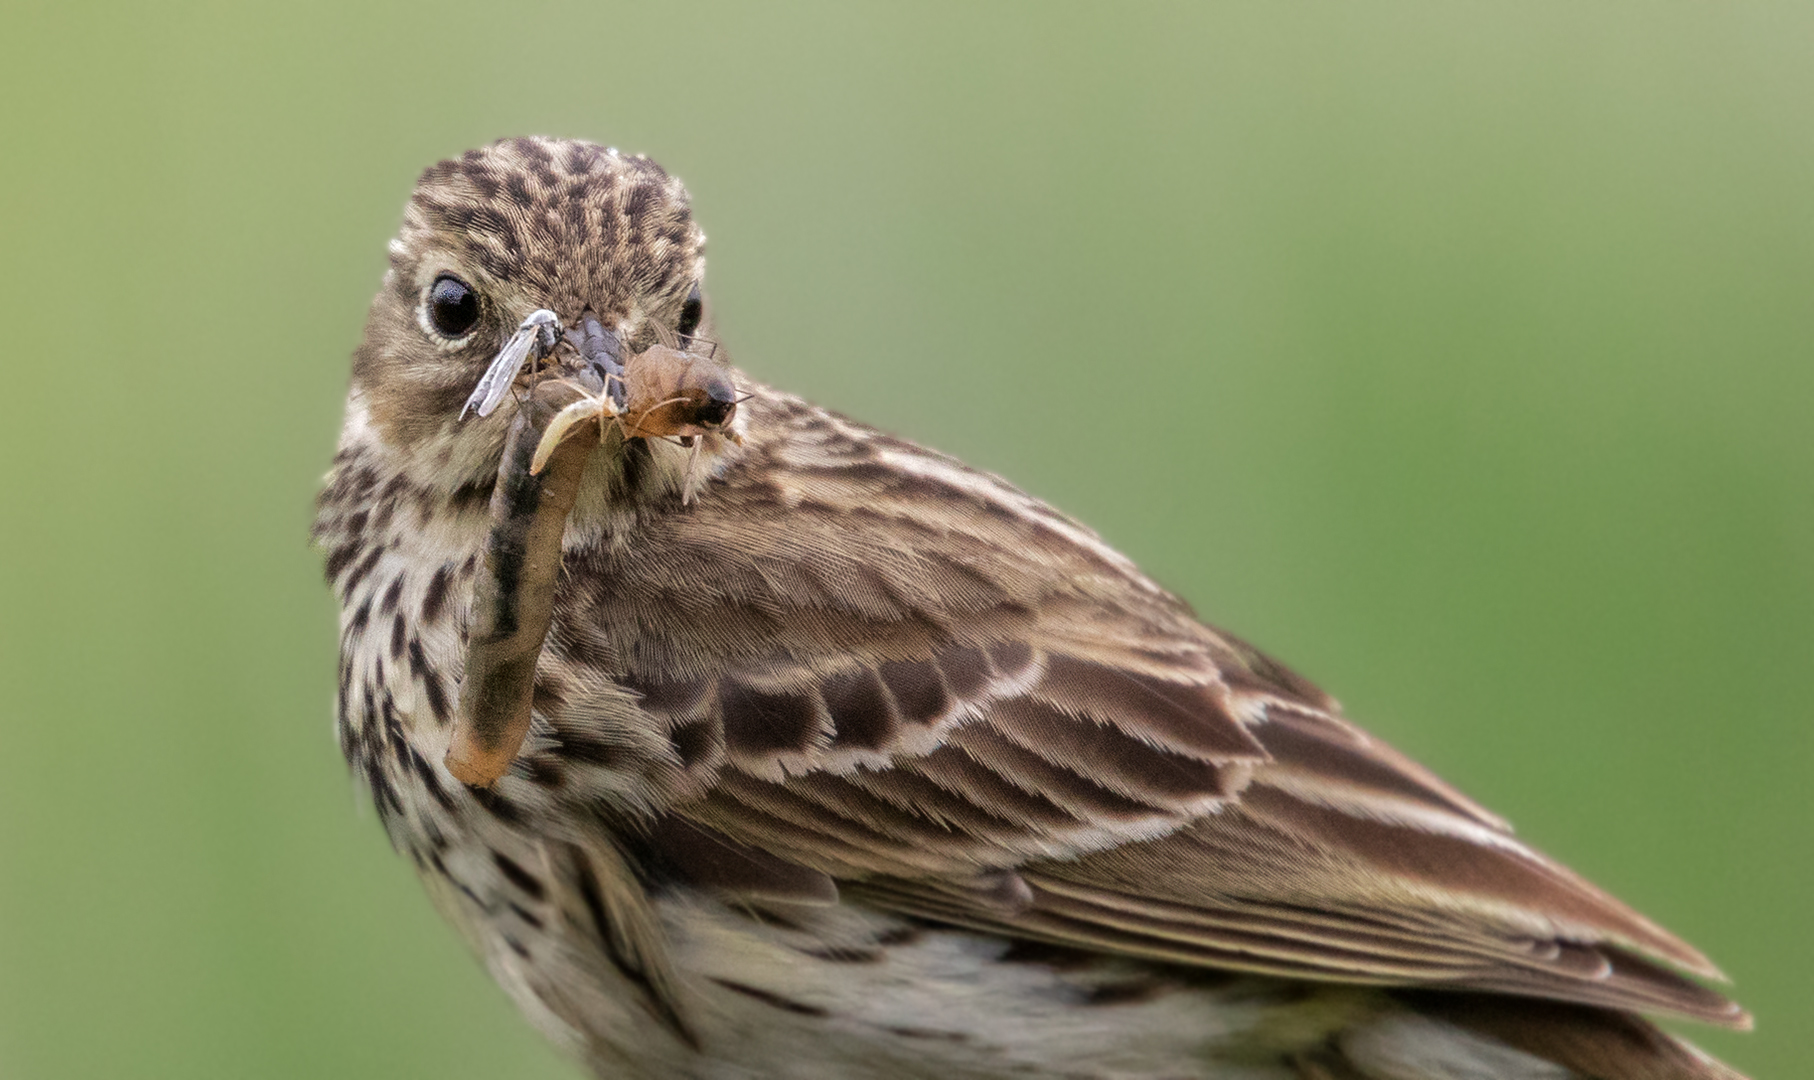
2, 3, 1808, 1077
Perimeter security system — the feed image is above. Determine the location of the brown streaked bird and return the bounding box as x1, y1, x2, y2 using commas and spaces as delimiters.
314, 136, 1750, 1080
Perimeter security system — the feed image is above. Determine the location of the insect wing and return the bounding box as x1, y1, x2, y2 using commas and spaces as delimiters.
462, 309, 561, 420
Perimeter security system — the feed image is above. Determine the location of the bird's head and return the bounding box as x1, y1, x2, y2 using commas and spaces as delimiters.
347, 136, 710, 495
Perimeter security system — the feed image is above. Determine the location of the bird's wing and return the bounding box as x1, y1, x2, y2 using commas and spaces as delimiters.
549, 394, 1746, 1029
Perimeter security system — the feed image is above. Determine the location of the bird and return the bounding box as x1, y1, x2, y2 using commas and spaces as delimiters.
314, 136, 1749, 1080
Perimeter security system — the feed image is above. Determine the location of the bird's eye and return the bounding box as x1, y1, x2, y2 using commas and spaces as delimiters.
426, 275, 481, 338
676, 283, 703, 338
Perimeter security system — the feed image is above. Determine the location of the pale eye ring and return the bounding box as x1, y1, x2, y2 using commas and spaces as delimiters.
425, 275, 481, 338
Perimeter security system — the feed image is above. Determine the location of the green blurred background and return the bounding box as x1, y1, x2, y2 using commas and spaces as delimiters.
2, 3, 1807, 1076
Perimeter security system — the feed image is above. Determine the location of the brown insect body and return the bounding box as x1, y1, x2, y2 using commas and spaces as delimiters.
616, 343, 741, 440
445, 381, 596, 787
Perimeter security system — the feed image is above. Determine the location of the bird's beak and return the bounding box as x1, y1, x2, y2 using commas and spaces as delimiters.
566, 311, 626, 410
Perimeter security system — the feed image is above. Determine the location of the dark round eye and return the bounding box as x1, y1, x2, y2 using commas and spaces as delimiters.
426, 275, 480, 338
676, 282, 703, 338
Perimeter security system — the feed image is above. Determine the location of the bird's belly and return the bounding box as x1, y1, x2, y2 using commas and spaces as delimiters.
638, 896, 1345, 1080
394, 818, 1576, 1080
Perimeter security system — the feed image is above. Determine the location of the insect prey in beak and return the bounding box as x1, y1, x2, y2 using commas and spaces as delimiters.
528, 341, 747, 497
461, 308, 562, 420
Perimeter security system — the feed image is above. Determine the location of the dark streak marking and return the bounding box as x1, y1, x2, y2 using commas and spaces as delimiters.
883, 1025, 968, 1043
342, 546, 384, 598
799, 945, 884, 964
877, 658, 951, 726
348, 596, 372, 635
407, 747, 457, 811
364, 757, 402, 817
380, 575, 404, 614
555, 733, 620, 768
998, 939, 1099, 970
669, 721, 718, 769
1084, 980, 1173, 1006
324, 542, 358, 581
935, 643, 994, 699
421, 668, 451, 724
822, 667, 898, 751
470, 786, 525, 825
709, 978, 829, 1017
422, 563, 453, 623
492, 851, 548, 901
720, 682, 821, 755
522, 755, 565, 789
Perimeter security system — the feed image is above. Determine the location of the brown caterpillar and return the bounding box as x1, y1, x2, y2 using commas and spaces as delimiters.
444, 381, 594, 787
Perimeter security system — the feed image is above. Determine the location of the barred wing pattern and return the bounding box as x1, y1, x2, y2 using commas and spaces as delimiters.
544, 391, 1745, 1031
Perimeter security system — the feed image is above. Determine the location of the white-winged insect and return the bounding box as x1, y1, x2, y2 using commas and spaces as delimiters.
460, 308, 563, 420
